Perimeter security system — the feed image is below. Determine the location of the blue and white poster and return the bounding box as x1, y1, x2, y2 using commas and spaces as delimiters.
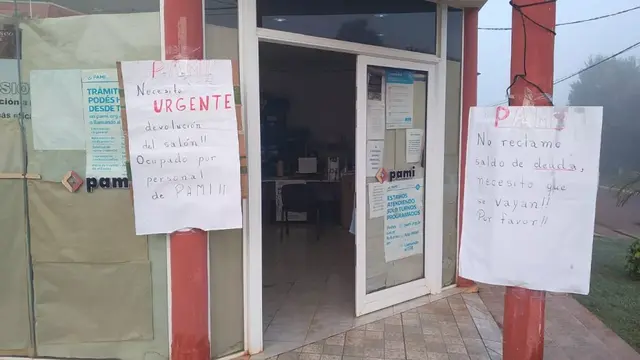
82, 69, 127, 177
384, 178, 424, 262
385, 70, 414, 129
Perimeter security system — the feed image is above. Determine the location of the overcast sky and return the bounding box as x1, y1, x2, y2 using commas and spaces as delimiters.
478, 0, 640, 106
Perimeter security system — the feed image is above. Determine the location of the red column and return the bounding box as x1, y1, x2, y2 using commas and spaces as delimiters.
457, 7, 478, 288
503, 1, 555, 359
162, 1, 210, 360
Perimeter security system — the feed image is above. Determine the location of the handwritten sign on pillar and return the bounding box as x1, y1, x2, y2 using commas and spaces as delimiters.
120, 60, 242, 235
459, 106, 603, 294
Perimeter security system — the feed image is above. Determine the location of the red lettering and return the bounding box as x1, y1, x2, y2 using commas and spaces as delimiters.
153, 100, 162, 113
176, 98, 186, 111
151, 61, 164, 78
165, 99, 173, 112
199, 96, 209, 111
190, 97, 196, 111
224, 93, 232, 109
495, 106, 510, 127
212, 94, 221, 109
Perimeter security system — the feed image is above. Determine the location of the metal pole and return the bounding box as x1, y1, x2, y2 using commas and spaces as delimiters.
503, 1, 556, 359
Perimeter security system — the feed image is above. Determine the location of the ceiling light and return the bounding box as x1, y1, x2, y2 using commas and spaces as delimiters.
374, 14, 387, 18
273, 17, 287, 22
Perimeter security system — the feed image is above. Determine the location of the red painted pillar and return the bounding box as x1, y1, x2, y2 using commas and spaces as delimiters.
162, 1, 210, 360
503, 1, 555, 359
457, 7, 478, 288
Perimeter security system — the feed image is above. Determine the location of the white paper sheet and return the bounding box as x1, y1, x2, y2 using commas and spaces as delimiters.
366, 140, 384, 177
459, 106, 603, 295
120, 60, 242, 235
384, 178, 424, 262
385, 70, 414, 129
30, 69, 86, 150
366, 99, 385, 140
82, 69, 127, 177
405, 128, 423, 163
368, 182, 386, 219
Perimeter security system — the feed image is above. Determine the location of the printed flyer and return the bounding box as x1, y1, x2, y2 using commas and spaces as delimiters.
82, 69, 127, 177
384, 178, 424, 262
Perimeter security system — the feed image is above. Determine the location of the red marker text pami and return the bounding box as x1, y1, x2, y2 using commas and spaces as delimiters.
495, 106, 510, 128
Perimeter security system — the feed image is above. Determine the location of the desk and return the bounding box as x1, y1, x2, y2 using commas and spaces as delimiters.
261, 176, 351, 226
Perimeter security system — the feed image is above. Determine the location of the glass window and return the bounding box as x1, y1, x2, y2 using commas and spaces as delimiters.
447, 7, 463, 61
442, 6, 463, 286
364, 66, 429, 293
258, 0, 437, 55
204, 1, 244, 358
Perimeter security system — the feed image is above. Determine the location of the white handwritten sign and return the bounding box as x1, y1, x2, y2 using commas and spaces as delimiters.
459, 106, 603, 294
120, 60, 242, 235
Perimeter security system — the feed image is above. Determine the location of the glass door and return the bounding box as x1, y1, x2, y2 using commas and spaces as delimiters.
355, 56, 437, 316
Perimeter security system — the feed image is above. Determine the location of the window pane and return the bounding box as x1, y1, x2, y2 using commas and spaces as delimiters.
447, 7, 463, 61
204, 1, 244, 358
365, 66, 428, 293
258, 0, 437, 55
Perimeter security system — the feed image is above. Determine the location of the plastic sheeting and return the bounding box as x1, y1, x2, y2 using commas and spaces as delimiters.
0, 180, 32, 351
33, 261, 153, 344
28, 181, 147, 263
15, 10, 166, 358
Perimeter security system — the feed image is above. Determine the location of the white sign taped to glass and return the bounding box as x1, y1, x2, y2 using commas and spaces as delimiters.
459, 106, 603, 294
120, 60, 242, 235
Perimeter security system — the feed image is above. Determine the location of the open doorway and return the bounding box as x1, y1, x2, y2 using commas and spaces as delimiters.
259, 42, 358, 351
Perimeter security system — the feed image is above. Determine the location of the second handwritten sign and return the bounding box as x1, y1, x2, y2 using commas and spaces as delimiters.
120, 60, 242, 235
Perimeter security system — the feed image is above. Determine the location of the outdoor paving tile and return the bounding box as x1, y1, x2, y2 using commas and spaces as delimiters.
366, 322, 385, 332
443, 336, 464, 345
319, 355, 340, 360
448, 355, 471, 360
468, 354, 491, 360
385, 348, 407, 359
298, 354, 321, 360
300, 343, 324, 354
462, 339, 488, 356
385, 340, 405, 350
324, 334, 345, 346
385, 331, 404, 341
482, 340, 501, 355
346, 337, 365, 346
277, 352, 299, 360
446, 344, 468, 355
363, 338, 384, 349
343, 345, 366, 357
364, 347, 384, 358
426, 353, 449, 360
425, 341, 448, 354
321, 344, 343, 355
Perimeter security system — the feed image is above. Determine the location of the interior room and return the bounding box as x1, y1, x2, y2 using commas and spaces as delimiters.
259, 42, 359, 351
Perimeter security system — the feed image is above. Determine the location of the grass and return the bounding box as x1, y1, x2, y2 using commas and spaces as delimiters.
574, 237, 640, 351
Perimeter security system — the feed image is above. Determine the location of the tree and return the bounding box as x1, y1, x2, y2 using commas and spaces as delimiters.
567, 56, 640, 205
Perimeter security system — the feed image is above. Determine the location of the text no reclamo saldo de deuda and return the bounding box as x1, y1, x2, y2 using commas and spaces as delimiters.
473, 129, 585, 228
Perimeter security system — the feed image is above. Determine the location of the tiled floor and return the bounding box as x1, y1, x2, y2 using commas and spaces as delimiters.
262, 224, 358, 355
257, 292, 503, 360
479, 285, 640, 360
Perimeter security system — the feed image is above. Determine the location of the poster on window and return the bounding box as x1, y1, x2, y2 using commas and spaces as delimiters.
82, 69, 127, 178
385, 70, 414, 129
384, 178, 424, 262
459, 106, 603, 295
120, 60, 242, 235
